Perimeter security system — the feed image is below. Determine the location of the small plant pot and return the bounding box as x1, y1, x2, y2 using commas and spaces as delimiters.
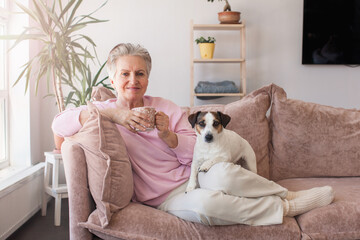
199, 43, 215, 59
218, 11, 241, 24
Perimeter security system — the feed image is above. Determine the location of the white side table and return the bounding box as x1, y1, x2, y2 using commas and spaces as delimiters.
41, 151, 68, 226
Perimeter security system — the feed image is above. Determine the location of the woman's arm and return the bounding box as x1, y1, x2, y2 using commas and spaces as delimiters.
51, 106, 87, 151
52, 106, 87, 138
150, 97, 197, 164
53, 109, 91, 151
79, 107, 153, 132
155, 111, 178, 148
170, 112, 196, 165
53, 134, 65, 152
154, 105, 196, 164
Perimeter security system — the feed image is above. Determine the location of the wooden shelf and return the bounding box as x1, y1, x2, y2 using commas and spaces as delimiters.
194, 58, 245, 63
193, 23, 245, 31
190, 20, 246, 106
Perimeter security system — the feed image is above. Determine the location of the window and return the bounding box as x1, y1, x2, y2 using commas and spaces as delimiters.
0, 99, 6, 167
0, 0, 8, 169
0, 23, 5, 89
0, 24, 4, 89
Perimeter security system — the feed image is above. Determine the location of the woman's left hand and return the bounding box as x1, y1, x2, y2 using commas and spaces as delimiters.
155, 111, 170, 134
155, 111, 178, 148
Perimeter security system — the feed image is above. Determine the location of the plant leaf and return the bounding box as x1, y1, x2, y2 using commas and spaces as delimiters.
12, 64, 29, 87
79, 34, 96, 47
14, 0, 38, 22
92, 61, 106, 86
65, 91, 75, 106
65, 0, 82, 29
32, 0, 52, 34
58, 0, 76, 20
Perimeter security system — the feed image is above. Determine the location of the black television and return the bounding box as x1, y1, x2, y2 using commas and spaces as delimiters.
302, 0, 360, 64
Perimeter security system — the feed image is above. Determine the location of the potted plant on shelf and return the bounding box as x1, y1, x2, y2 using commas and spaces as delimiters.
207, 0, 241, 24
195, 36, 216, 59
2, 0, 108, 112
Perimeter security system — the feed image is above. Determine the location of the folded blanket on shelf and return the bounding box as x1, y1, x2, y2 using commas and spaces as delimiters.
195, 80, 239, 100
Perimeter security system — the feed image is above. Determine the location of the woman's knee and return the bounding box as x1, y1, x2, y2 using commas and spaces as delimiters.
184, 189, 239, 225
191, 190, 224, 214
164, 189, 221, 225
199, 162, 243, 191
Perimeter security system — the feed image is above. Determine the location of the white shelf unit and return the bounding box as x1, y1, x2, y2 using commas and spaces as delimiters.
190, 20, 246, 106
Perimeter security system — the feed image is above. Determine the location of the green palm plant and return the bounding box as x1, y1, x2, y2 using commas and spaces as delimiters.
63, 60, 113, 107
1, 0, 108, 112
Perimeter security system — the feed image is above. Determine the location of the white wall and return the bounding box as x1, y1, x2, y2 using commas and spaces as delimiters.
0, 165, 44, 239
35, 0, 360, 152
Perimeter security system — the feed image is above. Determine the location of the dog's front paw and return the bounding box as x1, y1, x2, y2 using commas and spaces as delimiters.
185, 180, 196, 193
198, 166, 209, 172
198, 161, 213, 172
185, 184, 196, 193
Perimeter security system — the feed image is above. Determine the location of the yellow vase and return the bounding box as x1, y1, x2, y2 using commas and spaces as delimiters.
199, 43, 215, 59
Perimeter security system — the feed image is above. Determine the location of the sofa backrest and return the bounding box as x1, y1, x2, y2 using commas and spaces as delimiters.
269, 85, 360, 181
93, 84, 360, 181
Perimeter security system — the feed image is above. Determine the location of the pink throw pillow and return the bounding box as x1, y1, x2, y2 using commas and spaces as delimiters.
68, 102, 133, 227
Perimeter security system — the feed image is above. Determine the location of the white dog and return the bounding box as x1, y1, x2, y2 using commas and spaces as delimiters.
186, 111, 257, 193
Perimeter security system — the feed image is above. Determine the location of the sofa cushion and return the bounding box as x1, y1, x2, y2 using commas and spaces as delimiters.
67, 102, 133, 227
79, 203, 300, 240
269, 84, 360, 181
187, 85, 272, 178
277, 177, 360, 240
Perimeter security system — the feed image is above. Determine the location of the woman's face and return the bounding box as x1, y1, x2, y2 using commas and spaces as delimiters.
112, 55, 149, 104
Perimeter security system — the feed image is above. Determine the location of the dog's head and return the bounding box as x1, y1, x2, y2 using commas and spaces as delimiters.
188, 111, 231, 143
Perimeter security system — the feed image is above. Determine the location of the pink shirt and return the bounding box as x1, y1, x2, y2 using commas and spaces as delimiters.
52, 96, 196, 207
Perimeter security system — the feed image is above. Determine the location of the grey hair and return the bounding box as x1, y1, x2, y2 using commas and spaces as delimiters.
106, 43, 152, 80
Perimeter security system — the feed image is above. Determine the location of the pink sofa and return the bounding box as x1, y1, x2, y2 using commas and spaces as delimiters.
62, 84, 360, 240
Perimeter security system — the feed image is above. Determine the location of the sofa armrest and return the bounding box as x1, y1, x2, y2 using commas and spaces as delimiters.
62, 140, 94, 240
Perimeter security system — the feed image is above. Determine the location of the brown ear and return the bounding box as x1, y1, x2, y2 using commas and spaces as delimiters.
188, 111, 201, 128
217, 111, 231, 128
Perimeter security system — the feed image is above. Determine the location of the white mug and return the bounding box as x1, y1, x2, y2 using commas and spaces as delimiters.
132, 107, 156, 131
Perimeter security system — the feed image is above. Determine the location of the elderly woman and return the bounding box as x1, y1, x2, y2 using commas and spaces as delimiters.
52, 43, 334, 226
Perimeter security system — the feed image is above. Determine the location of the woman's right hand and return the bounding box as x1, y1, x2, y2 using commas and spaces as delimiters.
101, 108, 152, 133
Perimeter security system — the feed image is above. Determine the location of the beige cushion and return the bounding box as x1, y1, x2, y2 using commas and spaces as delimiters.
187, 85, 272, 179
68, 102, 133, 227
269, 85, 360, 181
277, 177, 360, 240
80, 203, 300, 240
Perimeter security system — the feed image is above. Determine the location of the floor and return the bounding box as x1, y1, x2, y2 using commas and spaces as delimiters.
7, 199, 69, 240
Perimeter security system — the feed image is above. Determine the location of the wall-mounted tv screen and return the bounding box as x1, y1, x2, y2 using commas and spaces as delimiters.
302, 0, 360, 64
